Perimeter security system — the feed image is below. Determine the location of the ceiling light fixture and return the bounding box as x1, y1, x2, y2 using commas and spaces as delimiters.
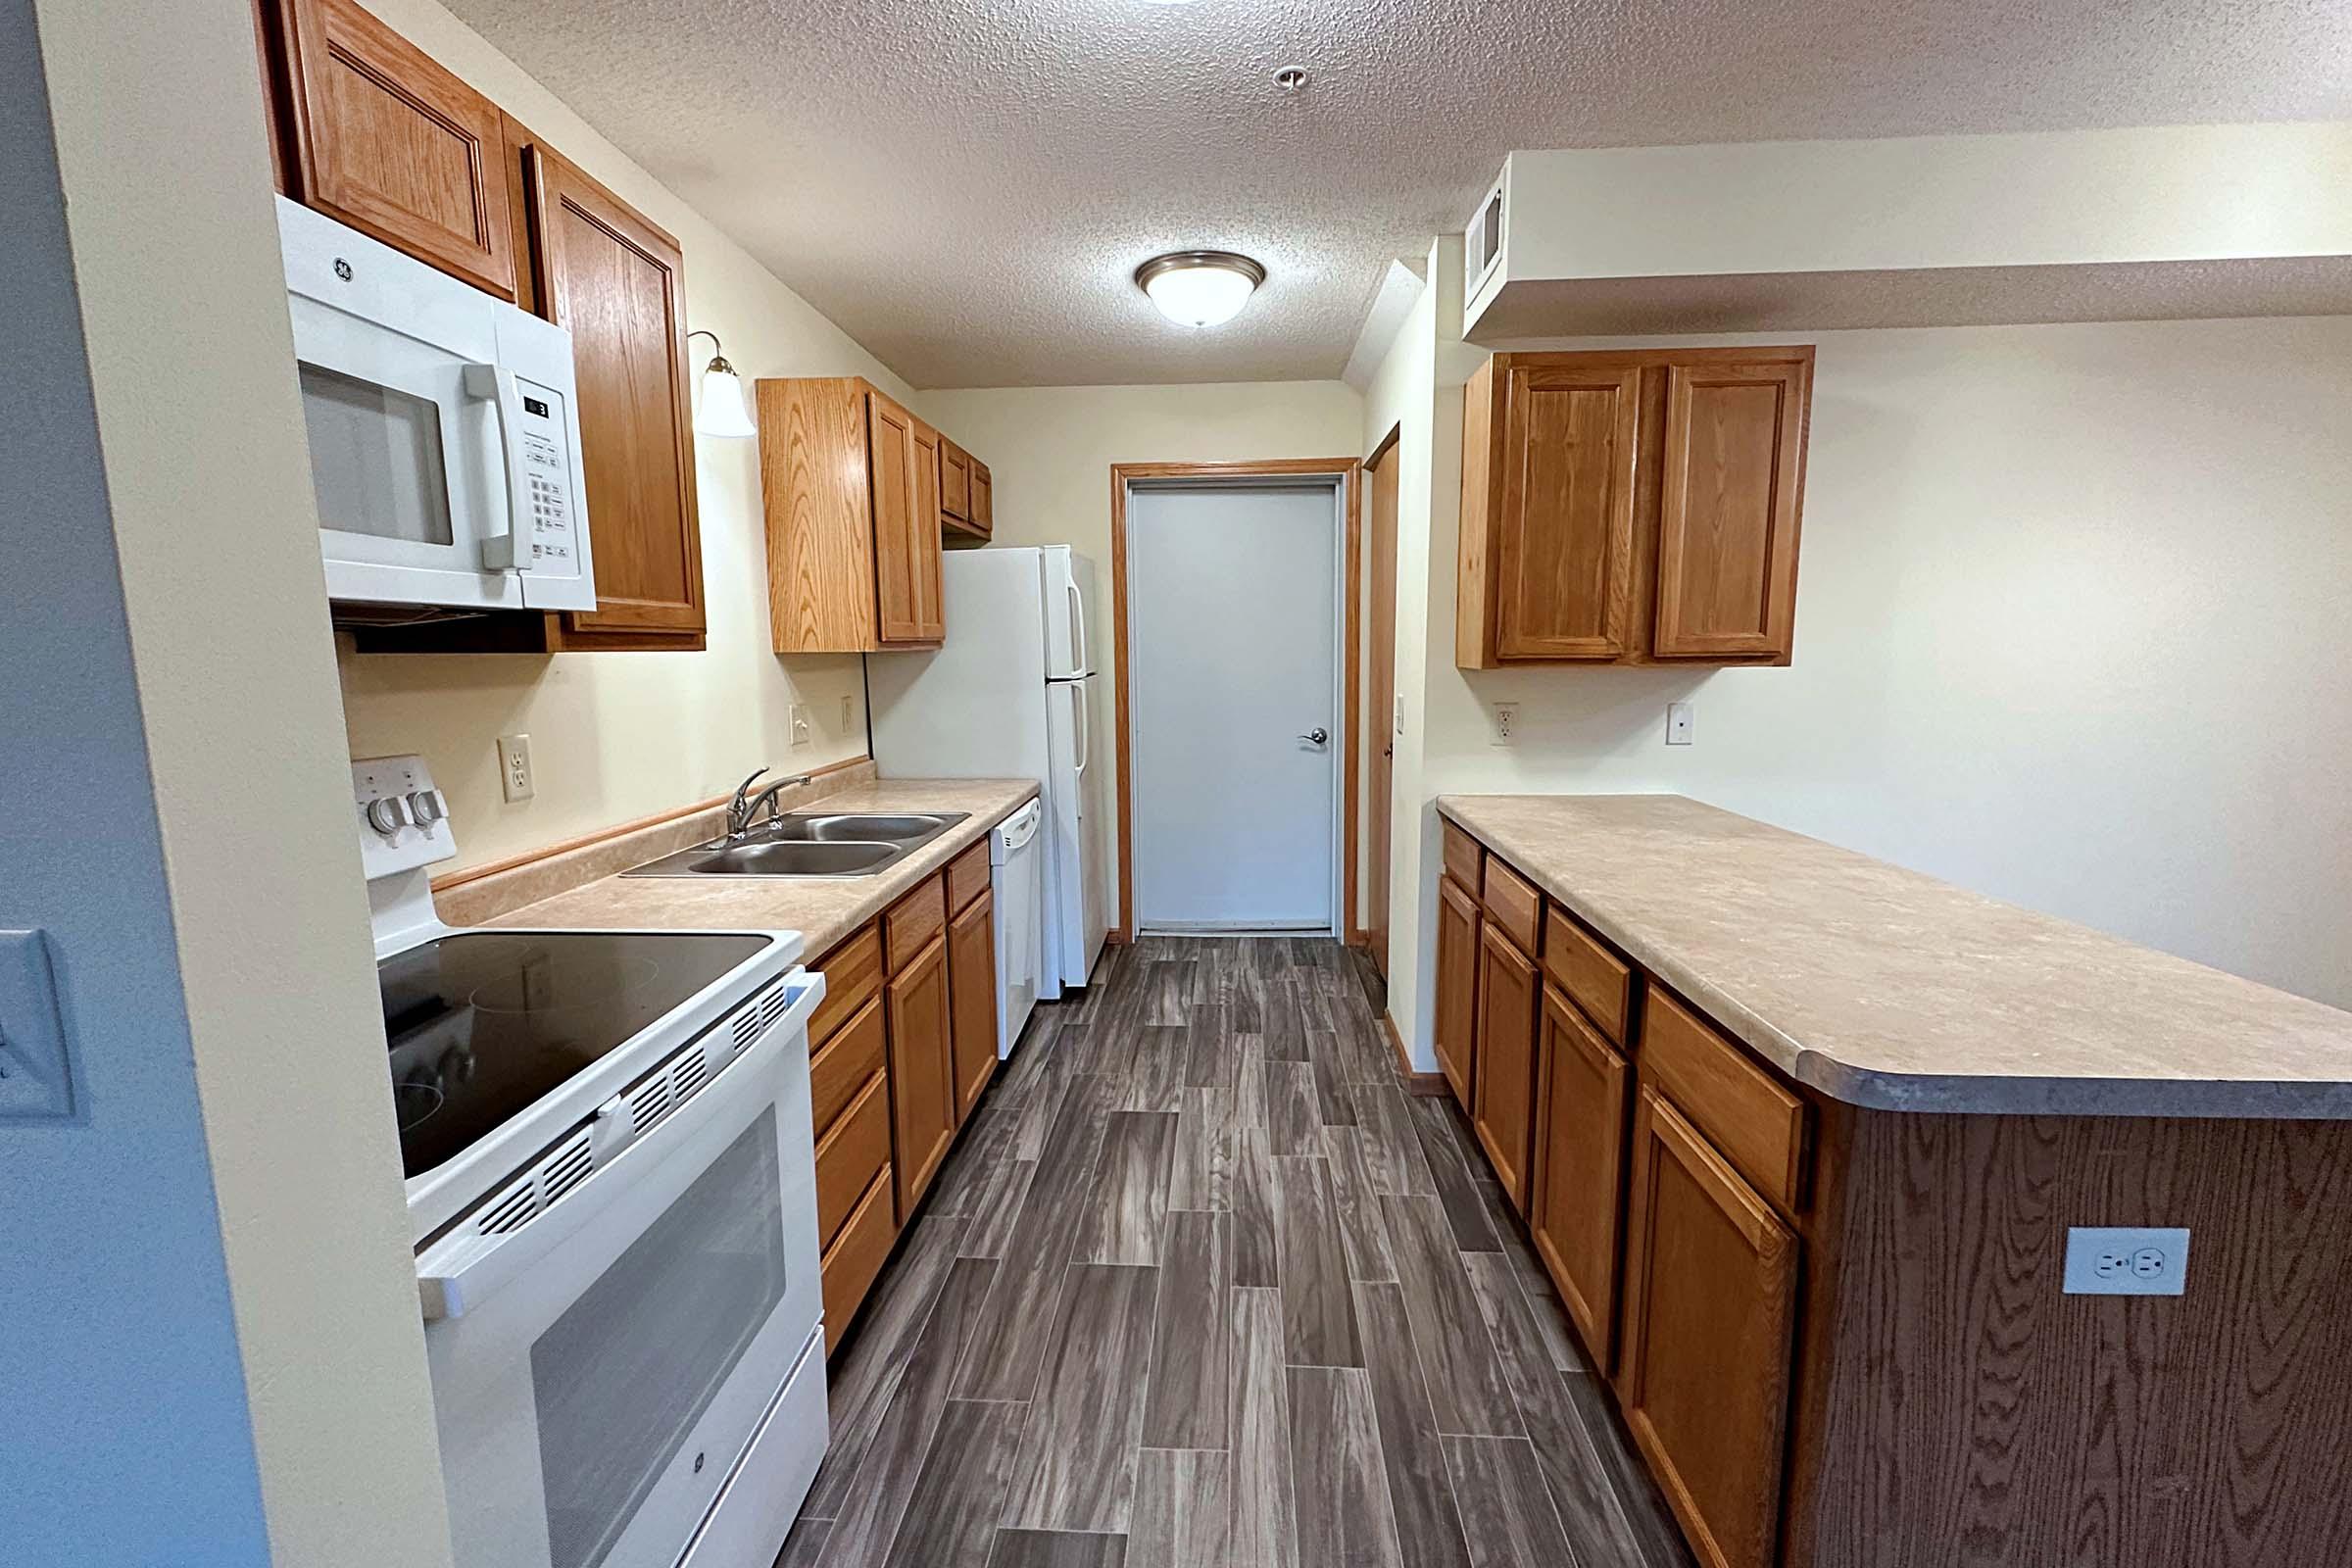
1134, 250, 1267, 328
685, 329, 758, 439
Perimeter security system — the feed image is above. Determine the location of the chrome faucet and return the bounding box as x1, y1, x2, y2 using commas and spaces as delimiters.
725, 767, 811, 841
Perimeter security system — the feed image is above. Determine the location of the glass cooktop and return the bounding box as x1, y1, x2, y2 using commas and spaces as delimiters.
381, 930, 770, 1179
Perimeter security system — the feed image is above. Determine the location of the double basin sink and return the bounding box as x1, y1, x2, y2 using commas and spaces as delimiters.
623, 811, 970, 879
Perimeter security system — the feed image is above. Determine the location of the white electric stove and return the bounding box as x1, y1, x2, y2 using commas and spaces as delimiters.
358, 755, 829, 1568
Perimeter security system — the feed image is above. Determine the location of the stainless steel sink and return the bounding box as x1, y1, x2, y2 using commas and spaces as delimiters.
623, 810, 969, 878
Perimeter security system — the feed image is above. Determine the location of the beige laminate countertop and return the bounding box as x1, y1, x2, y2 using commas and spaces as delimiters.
487, 778, 1040, 959
1437, 793, 2352, 1118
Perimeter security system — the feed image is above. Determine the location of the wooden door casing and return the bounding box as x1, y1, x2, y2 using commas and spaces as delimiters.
525, 146, 705, 641
886, 932, 956, 1219
1620, 1086, 1799, 1568
1434, 875, 1482, 1107
1529, 984, 1633, 1368
1471, 922, 1542, 1208
1495, 363, 1642, 660
1366, 440, 1399, 973
273, 0, 517, 299
948, 888, 999, 1123
1653, 361, 1807, 661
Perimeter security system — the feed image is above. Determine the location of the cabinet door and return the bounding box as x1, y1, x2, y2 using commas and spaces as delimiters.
1434, 875, 1482, 1107
1529, 985, 1632, 1368
948, 888, 999, 1123
868, 394, 944, 645
1494, 363, 1642, 660
1620, 1086, 1798, 1568
939, 439, 972, 521
1653, 362, 1807, 661
886, 933, 956, 1218
969, 461, 994, 536
1471, 922, 1541, 1207
526, 147, 706, 642
274, 0, 517, 298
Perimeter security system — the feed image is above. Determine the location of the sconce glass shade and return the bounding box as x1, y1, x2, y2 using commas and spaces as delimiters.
694, 359, 758, 439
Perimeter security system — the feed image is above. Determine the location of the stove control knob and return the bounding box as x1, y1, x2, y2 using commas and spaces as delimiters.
365, 796, 409, 836
408, 789, 447, 826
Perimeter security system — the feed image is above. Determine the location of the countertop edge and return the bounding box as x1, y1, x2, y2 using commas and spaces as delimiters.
1437, 795, 2352, 1120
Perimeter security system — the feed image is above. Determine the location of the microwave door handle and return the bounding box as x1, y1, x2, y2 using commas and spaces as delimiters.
464, 363, 531, 574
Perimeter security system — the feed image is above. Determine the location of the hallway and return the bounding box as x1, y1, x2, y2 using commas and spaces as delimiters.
781, 936, 1692, 1568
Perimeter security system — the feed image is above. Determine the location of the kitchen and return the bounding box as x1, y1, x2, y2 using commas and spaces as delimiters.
7, 3, 2351, 1568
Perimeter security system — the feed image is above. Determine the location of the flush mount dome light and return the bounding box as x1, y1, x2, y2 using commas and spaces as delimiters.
1135, 250, 1266, 328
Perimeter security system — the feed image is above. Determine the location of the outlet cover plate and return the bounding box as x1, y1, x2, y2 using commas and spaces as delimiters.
0, 930, 75, 1119
2064, 1226, 2190, 1296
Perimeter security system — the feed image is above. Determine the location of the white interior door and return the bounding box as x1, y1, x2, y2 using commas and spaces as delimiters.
1129, 481, 1340, 932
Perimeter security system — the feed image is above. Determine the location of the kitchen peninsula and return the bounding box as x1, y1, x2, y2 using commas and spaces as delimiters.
1432, 792, 2352, 1568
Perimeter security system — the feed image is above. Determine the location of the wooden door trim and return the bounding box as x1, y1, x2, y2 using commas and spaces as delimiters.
1357, 424, 1402, 956
1109, 458, 1362, 942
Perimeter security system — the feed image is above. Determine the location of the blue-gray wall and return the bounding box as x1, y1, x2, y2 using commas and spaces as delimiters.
0, 0, 272, 1557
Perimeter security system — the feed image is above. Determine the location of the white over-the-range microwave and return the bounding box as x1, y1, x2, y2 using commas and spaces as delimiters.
278, 195, 597, 612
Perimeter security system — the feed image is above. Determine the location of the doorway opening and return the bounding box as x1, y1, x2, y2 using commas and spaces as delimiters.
1111, 460, 1361, 938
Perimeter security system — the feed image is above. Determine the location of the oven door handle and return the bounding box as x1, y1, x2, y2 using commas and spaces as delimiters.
416, 967, 824, 1323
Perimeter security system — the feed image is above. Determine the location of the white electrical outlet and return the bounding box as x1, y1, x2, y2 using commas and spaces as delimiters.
1491, 701, 1520, 747
498, 733, 534, 803
841, 695, 855, 733
2063, 1227, 2190, 1296
1666, 702, 1694, 745
790, 703, 812, 748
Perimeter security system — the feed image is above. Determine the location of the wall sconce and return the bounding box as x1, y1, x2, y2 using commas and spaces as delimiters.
686, 329, 758, 439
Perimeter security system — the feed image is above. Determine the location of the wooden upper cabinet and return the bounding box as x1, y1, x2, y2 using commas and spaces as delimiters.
948, 888, 999, 1123
968, 460, 994, 537
1459, 347, 1812, 669
1653, 363, 1807, 661
1471, 921, 1542, 1209
759, 378, 945, 652
1434, 874, 1482, 1108
523, 142, 706, 645
1529, 984, 1632, 1369
1493, 362, 1642, 660
270, 0, 517, 299
1620, 1085, 1798, 1568
938, 439, 972, 522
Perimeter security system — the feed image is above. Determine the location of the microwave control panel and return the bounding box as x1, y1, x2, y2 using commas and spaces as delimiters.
515, 377, 582, 575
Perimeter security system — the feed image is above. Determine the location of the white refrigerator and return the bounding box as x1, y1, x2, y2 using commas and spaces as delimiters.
867, 546, 1107, 998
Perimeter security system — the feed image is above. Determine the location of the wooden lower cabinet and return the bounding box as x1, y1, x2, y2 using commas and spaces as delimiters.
886, 931, 956, 1218
1470, 921, 1542, 1207
1620, 1086, 1798, 1568
1528, 983, 1632, 1367
948, 888, 999, 1122
1434, 874, 1482, 1105
820, 1166, 896, 1354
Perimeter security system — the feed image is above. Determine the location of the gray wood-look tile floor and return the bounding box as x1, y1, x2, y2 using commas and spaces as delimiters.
781, 937, 1694, 1568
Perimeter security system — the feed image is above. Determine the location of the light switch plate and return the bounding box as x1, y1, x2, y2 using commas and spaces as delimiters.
789, 703, 812, 748
2064, 1226, 2190, 1296
0, 930, 75, 1119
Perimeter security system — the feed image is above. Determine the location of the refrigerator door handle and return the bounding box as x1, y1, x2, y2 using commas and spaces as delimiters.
1072, 687, 1090, 776
1065, 579, 1088, 674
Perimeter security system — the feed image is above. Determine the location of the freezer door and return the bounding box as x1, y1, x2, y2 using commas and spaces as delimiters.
1045, 676, 1107, 992
1042, 546, 1095, 680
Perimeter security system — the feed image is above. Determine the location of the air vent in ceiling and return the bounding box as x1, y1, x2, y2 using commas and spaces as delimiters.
1466, 175, 1506, 307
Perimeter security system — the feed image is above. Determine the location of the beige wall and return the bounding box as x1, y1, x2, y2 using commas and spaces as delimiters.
32, 0, 456, 1558
1375, 307, 2352, 1067
917, 381, 1365, 919
336, 0, 917, 873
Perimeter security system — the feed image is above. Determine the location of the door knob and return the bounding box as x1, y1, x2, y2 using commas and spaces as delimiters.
1298, 727, 1330, 746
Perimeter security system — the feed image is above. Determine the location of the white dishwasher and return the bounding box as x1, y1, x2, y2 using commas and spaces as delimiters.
991, 799, 1045, 1056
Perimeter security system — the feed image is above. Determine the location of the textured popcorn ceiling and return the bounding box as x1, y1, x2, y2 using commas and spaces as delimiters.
442, 0, 2352, 387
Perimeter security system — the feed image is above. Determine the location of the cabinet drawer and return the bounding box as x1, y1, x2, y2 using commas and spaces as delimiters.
1543, 905, 1634, 1046
1482, 857, 1543, 956
820, 1164, 897, 1352
809, 994, 887, 1139
808, 921, 883, 1048
884, 876, 948, 973
946, 837, 991, 914
815, 1068, 891, 1250
1642, 990, 1807, 1213
1442, 819, 1484, 891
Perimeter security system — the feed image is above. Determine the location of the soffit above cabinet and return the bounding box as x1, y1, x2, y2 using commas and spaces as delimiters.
1466, 125, 2352, 342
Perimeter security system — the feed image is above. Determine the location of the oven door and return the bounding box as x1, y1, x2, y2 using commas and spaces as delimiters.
416, 973, 824, 1568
